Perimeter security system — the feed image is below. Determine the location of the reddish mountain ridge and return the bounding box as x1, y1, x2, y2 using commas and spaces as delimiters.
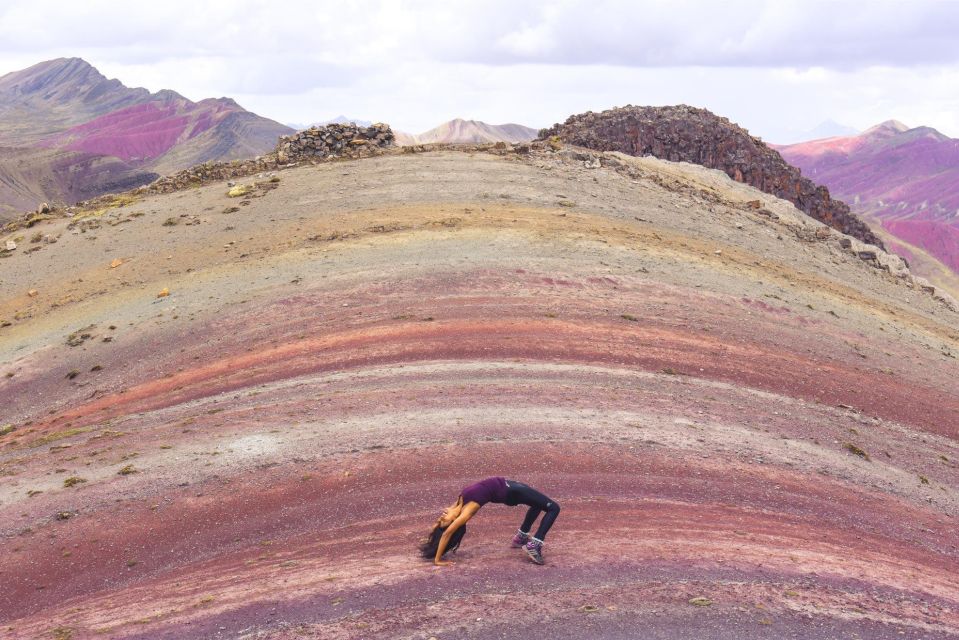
540, 105, 883, 249
777, 122, 959, 283
45, 96, 224, 161
0, 58, 292, 221
0, 58, 150, 143
0, 146, 154, 212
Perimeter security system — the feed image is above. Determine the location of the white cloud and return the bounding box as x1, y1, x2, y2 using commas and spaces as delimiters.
417, 0, 959, 68
0, 0, 957, 139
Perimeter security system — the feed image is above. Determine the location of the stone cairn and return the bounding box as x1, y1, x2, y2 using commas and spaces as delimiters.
276, 122, 394, 162
128, 123, 395, 196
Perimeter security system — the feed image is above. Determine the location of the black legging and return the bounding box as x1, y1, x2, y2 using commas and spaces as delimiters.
505, 480, 560, 541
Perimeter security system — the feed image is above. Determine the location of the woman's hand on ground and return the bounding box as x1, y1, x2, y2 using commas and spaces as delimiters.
434, 559, 453, 566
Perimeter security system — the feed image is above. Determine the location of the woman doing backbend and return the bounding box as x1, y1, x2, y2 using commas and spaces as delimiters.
421, 477, 560, 565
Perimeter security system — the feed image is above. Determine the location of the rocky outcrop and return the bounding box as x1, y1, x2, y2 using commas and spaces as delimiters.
276, 122, 394, 162
132, 124, 396, 196
539, 105, 883, 248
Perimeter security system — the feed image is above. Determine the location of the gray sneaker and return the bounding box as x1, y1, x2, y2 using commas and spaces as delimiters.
524, 538, 545, 565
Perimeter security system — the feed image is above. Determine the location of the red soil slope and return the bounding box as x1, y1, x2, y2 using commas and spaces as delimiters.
778, 122, 959, 277
0, 145, 157, 218
45, 97, 283, 166
1, 148, 957, 639
49, 101, 193, 161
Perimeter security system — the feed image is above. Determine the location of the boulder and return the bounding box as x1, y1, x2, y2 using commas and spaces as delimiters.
875, 251, 910, 278
913, 277, 936, 294
935, 290, 959, 312
843, 237, 883, 263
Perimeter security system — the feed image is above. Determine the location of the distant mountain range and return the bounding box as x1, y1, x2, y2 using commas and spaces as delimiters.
283, 116, 538, 146
286, 115, 374, 130
394, 118, 538, 145
777, 121, 959, 290
0, 58, 292, 221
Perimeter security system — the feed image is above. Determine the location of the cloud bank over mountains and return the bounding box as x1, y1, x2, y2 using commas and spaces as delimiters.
439, 1, 959, 68
0, 0, 957, 141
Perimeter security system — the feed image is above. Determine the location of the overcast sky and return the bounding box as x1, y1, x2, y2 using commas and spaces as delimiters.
1, 0, 958, 142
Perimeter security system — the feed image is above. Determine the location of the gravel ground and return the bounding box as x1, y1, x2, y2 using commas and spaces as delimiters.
1, 148, 957, 639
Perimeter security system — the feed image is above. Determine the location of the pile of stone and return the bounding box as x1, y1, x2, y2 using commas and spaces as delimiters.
539, 105, 883, 249
276, 123, 394, 162
127, 124, 395, 196
139, 157, 284, 195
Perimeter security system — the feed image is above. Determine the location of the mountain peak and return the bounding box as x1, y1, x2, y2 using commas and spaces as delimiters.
0, 56, 104, 94
25, 57, 96, 74
864, 120, 910, 137
153, 88, 188, 103
45, 56, 96, 72
0, 58, 156, 145
907, 125, 951, 142
325, 115, 372, 126
399, 118, 538, 145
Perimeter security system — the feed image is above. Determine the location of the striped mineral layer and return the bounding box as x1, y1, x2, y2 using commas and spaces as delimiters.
1, 146, 958, 639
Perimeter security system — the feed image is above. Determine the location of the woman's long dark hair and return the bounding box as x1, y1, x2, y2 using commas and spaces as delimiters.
420, 524, 467, 559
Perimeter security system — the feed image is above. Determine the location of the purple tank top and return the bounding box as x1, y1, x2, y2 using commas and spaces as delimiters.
461, 477, 509, 506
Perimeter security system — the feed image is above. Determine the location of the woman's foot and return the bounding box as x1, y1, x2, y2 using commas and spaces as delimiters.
524, 538, 545, 564
510, 530, 530, 548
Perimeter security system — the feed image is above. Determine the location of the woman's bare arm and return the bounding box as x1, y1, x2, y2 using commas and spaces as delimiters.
434, 501, 480, 566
